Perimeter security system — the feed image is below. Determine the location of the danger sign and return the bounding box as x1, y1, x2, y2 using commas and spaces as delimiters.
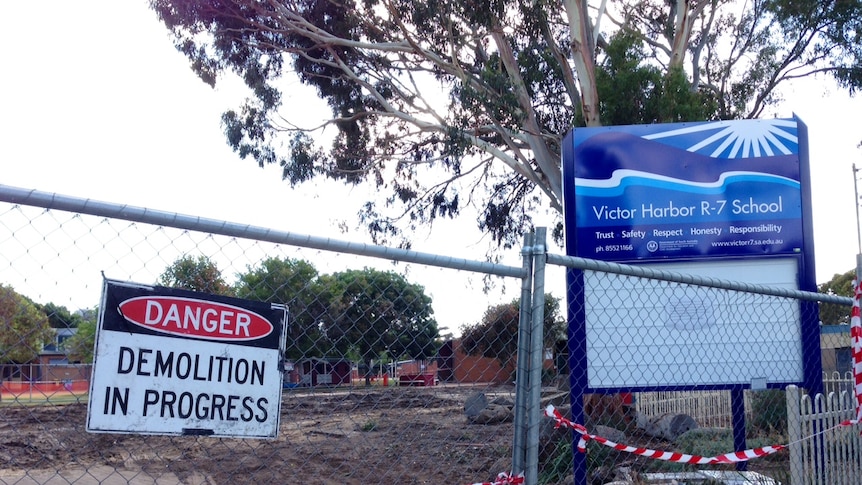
117, 296, 275, 341
86, 279, 287, 438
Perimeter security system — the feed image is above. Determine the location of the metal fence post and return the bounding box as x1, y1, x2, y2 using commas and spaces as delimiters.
512, 231, 535, 476
526, 227, 547, 484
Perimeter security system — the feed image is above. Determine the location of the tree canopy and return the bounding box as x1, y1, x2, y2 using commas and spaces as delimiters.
157, 254, 234, 295
65, 314, 98, 363
150, 0, 862, 249
818, 268, 855, 325
320, 268, 439, 377
158, 256, 439, 366
39, 302, 86, 329
235, 256, 329, 359
0, 284, 54, 364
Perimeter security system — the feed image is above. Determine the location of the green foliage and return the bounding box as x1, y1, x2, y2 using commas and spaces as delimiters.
766, 0, 862, 93
235, 257, 328, 359
677, 428, 735, 459
538, 436, 573, 485
460, 294, 564, 376
595, 31, 663, 125
540, 435, 620, 483
639, 428, 732, 474
158, 255, 233, 295
0, 257, 440, 367
656, 67, 719, 124
39, 302, 85, 329
65, 315, 97, 363
460, 299, 519, 371
0, 284, 53, 363
749, 389, 788, 434
595, 32, 717, 126
640, 425, 786, 475
321, 268, 439, 371
360, 420, 378, 432
818, 269, 854, 324
152, 257, 440, 366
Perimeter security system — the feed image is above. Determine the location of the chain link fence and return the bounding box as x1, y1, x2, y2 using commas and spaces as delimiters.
542, 254, 853, 485
0, 186, 535, 485
0, 184, 856, 485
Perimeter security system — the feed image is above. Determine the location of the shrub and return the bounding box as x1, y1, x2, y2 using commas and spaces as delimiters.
749, 390, 787, 434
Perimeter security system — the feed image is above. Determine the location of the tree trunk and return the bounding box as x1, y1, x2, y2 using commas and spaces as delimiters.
564, 0, 601, 127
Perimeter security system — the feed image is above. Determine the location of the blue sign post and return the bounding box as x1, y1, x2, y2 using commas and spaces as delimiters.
561, 117, 820, 484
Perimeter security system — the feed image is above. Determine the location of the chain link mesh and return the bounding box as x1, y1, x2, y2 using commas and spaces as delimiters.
0, 197, 857, 485
533, 263, 854, 485
0, 202, 523, 485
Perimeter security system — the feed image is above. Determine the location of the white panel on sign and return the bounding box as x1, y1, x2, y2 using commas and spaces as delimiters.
585, 257, 803, 389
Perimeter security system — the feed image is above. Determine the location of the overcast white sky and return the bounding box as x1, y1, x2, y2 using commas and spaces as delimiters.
2, 1, 862, 327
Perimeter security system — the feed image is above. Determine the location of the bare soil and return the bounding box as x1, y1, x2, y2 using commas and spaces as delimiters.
0, 385, 517, 485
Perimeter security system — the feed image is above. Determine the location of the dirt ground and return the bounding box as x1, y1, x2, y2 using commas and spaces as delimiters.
0, 385, 519, 485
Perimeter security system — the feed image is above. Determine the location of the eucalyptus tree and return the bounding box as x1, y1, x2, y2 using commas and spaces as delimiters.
149, 0, 862, 248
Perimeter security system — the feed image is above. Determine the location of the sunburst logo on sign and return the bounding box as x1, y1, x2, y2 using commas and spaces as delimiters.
642, 119, 798, 159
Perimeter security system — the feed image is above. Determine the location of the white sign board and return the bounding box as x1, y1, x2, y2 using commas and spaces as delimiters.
584, 257, 803, 389
87, 280, 287, 438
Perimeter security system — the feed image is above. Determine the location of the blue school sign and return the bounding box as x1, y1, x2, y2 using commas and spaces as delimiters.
563, 117, 819, 390
567, 119, 805, 261
561, 117, 821, 481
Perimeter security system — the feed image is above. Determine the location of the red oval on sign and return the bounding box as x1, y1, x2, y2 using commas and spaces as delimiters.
118, 296, 274, 342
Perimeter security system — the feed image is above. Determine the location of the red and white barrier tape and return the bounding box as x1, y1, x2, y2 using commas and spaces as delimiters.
469, 472, 524, 485
544, 404, 785, 464
851, 279, 862, 425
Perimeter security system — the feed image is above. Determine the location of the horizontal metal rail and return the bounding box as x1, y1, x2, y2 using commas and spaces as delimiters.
3, 183, 849, 305
546, 252, 852, 305
0, 184, 526, 279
